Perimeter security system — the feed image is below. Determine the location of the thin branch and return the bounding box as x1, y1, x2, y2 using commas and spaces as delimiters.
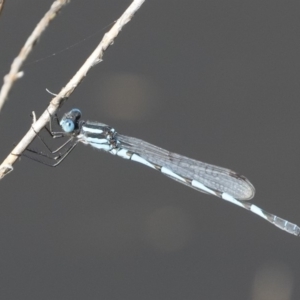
0, 0, 145, 179
0, 0, 70, 112
0, 0, 5, 16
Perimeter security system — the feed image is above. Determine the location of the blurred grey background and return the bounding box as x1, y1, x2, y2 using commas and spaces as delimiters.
0, 0, 300, 299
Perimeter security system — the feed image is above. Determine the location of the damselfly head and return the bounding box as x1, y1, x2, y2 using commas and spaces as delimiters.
60, 108, 82, 133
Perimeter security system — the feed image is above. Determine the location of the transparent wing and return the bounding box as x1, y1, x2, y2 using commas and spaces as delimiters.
116, 134, 255, 201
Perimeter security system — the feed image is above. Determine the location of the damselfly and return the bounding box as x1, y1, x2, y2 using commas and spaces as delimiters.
25, 108, 300, 236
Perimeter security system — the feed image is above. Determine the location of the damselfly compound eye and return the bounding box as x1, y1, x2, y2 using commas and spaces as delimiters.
70, 108, 82, 120
60, 119, 75, 133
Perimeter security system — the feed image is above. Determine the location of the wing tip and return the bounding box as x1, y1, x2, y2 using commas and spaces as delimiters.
229, 171, 256, 200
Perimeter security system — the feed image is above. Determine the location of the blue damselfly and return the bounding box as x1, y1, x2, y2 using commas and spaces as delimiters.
25, 109, 300, 236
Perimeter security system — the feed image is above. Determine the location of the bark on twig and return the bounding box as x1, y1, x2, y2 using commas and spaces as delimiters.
0, 0, 70, 111
0, 0, 145, 179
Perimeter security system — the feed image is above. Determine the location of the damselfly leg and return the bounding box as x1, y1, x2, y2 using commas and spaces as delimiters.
23, 109, 78, 166
24, 141, 78, 167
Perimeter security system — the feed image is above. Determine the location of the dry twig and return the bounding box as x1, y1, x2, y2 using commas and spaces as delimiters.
0, 0, 70, 111
0, 0, 5, 16
0, 0, 145, 179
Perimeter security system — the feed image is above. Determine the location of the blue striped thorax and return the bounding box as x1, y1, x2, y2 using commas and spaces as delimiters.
59, 109, 118, 152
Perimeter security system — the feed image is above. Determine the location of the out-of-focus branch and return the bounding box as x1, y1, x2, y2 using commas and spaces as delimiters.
0, 0, 70, 112
0, 0, 145, 179
0, 0, 5, 16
